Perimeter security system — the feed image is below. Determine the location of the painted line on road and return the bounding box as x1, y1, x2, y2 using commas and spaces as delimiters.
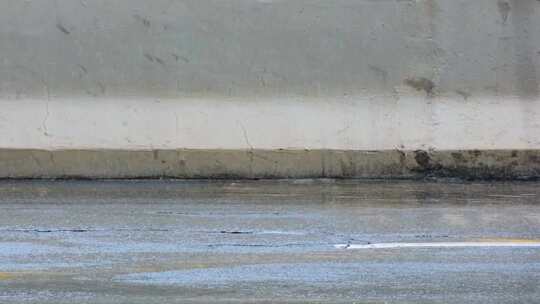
0, 272, 16, 280
335, 241, 540, 250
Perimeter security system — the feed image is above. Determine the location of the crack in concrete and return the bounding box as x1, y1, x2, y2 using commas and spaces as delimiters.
218, 231, 254, 235
41, 84, 51, 137
237, 121, 253, 151
42, 100, 50, 137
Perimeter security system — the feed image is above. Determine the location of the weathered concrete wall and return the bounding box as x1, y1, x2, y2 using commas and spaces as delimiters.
1, 149, 539, 180
1, 97, 539, 151
1, 0, 539, 98
0, 0, 539, 178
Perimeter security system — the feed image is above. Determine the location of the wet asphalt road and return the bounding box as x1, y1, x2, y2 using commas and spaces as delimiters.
1, 179, 540, 303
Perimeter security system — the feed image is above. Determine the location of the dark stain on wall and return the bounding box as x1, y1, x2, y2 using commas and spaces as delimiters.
404, 78, 436, 97
56, 23, 71, 35
497, 0, 511, 25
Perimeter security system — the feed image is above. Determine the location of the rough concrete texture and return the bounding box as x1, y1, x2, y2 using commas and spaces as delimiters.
1, 0, 539, 98
1, 149, 539, 180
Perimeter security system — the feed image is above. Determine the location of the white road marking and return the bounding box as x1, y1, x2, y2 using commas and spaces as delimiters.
335, 241, 540, 250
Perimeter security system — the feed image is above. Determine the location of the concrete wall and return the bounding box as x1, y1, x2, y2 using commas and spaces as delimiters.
1, 0, 540, 178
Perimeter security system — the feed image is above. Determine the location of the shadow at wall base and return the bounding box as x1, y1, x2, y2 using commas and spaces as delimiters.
0, 149, 539, 181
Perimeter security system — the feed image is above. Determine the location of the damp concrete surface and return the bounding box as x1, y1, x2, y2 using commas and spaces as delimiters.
0, 179, 539, 303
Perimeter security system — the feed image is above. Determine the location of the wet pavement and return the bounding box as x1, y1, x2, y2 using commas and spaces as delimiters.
0, 179, 539, 303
